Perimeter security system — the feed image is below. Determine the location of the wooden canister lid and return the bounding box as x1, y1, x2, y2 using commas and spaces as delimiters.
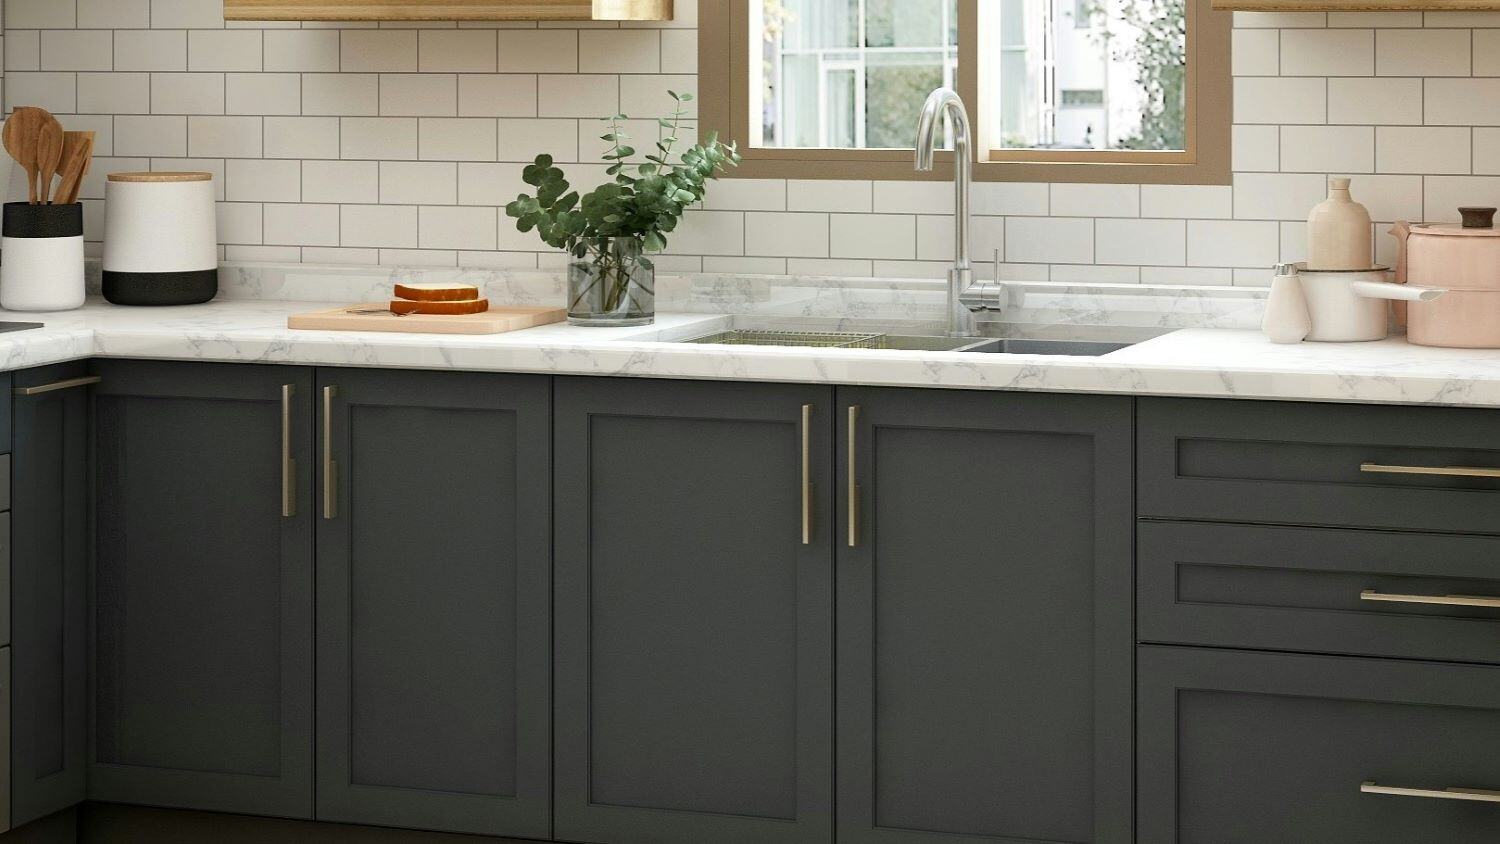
108, 171, 213, 183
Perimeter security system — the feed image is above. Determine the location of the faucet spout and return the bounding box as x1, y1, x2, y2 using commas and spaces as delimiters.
915, 88, 1005, 337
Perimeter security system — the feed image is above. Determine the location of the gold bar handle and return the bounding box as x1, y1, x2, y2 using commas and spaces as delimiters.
14, 375, 101, 396
281, 384, 296, 518
801, 404, 813, 545
1360, 589, 1500, 609
1361, 462, 1500, 479
322, 385, 337, 521
1362, 781, 1500, 804
847, 405, 860, 549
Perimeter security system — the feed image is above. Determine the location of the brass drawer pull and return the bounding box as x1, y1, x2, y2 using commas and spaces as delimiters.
14, 375, 100, 396
847, 405, 860, 549
1361, 462, 1500, 479
281, 384, 296, 518
800, 404, 813, 545
322, 385, 337, 520
1362, 781, 1500, 804
1360, 589, 1500, 609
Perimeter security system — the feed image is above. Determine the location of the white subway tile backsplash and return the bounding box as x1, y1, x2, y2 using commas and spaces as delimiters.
78, 73, 150, 114
1006, 218, 1093, 264
188, 30, 261, 72
342, 30, 418, 73
188, 115, 261, 157
1279, 125, 1375, 173
304, 160, 379, 204
419, 117, 496, 161
380, 161, 458, 205
831, 214, 914, 260
1233, 172, 1329, 220
342, 117, 419, 160
1231, 29, 1278, 76
1234, 77, 1326, 124
1280, 29, 1373, 76
227, 73, 301, 116
1376, 29, 1471, 76
1187, 220, 1279, 268
419, 30, 498, 73
458, 74, 537, 117
227, 159, 302, 202
1051, 183, 1139, 217
788, 180, 872, 213
265, 116, 340, 159
746, 212, 828, 257
16, 6, 1500, 281
419, 205, 497, 250
264, 30, 341, 73
303, 74, 379, 116
115, 30, 186, 71
1327, 77, 1422, 125
1425, 78, 1500, 125
381, 74, 457, 116
40, 30, 111, 71
342, 204, 418, 248
264, 203, 340, 247
1377, 126, 1471, 174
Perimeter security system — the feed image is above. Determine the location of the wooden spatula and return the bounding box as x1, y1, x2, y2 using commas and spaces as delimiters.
55, 131, 94, 206
34, 112, 64, 204
3, 107, 46, 204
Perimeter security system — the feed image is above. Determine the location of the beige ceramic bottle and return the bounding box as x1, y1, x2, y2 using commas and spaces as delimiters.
1307, 177, 1373, 270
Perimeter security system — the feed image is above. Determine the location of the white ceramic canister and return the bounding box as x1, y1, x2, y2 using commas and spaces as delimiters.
0, 202, 86, 311
103, 171, 218, 306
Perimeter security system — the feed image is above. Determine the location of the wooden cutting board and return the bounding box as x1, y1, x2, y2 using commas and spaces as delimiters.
288, 304, 566, 335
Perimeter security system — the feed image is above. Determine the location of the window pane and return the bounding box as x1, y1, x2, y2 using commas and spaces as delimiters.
758, 0, 959, 149
987, 0, 1187, 152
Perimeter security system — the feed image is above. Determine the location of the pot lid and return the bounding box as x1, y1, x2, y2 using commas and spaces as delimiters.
1412, 206, 1500, 236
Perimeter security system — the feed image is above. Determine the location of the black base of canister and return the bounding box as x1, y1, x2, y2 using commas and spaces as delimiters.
102, 269, 218, 306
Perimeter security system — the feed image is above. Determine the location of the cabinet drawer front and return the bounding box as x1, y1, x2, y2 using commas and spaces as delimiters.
1140, 521, 1500, 663
1140, 647, 1500, 844
1139, 398, 1500, 533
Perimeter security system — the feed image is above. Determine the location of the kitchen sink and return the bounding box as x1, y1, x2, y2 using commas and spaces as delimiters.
676, 328, 1131, 356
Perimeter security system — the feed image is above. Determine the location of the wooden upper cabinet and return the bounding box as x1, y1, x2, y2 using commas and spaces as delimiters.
223, 0, 673, 21
1213, 0, 1500, 9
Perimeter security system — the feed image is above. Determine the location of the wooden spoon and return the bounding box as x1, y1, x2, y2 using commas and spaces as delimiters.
34, 112, 64, 204
54, 131, 94, 206
3, 107, 46, 204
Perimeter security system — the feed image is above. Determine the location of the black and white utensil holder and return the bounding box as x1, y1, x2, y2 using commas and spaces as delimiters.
102, 171, 218, 306
0, 201, 86, 311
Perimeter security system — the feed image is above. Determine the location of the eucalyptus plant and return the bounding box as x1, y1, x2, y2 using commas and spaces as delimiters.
505, 92, 741, 315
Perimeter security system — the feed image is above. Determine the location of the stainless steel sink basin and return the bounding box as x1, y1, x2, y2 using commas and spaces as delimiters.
676, 328, 1129, 356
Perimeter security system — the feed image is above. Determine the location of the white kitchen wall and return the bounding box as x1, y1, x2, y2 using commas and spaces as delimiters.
4, 0, 1500, 285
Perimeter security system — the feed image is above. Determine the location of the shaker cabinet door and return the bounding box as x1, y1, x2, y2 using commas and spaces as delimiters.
314, 368, 551, 839
11, 364, 90, 827
88, 361, 315, 819
836, 388, 1134, 844
553, 377, 835, 844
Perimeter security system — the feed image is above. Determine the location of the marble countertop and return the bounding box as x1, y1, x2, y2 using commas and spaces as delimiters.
4, 299, 1500, 408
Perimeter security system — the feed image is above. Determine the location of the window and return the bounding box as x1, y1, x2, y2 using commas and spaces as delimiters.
699, 0, 1230, 184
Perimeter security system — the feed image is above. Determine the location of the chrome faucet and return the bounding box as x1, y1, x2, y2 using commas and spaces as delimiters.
915, 88, 1005, 337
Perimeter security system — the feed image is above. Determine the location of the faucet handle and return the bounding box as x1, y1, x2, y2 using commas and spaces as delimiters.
994, 248, 1002, 282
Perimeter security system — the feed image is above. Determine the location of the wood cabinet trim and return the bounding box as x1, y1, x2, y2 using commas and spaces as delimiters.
1213, 0, 1500, 9
223, 0, 673, 21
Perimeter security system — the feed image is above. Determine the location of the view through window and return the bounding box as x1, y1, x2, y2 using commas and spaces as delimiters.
753, 0, 1187, 154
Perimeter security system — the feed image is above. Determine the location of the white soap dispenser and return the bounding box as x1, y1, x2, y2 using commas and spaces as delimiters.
1262, 263, 1312, 344
1307, 177, 1373, 270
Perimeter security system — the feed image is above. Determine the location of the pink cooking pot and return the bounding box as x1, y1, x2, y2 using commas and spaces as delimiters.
1392, 207, 1500, 348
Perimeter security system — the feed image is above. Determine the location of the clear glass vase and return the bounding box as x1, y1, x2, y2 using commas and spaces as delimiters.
567, 238, 655, 327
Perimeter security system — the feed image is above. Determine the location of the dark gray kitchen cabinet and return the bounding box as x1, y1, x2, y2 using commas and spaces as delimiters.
314, 368, 551, 839
88, 361, 314, 819
10, 364, 90, 828
1140, 646, 1500, 843
553, 377, 835, 844
836, 388, 1134, 844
